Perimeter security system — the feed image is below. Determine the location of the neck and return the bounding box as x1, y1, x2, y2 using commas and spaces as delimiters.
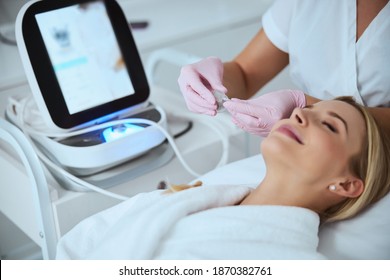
240, 168, 331, 214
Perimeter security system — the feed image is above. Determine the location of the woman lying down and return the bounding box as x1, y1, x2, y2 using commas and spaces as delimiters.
56, 97, 390, 260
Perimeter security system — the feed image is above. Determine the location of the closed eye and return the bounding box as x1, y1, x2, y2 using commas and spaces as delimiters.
328, 111, 348, 134
322, 121, 338, 133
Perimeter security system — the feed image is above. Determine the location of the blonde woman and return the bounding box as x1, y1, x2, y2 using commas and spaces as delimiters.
240, 96, 390, 223
56, 96, 390, 259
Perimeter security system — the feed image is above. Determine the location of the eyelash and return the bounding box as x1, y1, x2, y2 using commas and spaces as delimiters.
302, 106, 340, 133
322, 121, 337, 133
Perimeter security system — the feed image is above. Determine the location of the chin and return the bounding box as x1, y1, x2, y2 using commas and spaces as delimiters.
261, 136, 292, 160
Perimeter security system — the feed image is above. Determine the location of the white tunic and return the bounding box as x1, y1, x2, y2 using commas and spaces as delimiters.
262, 0, 390, 107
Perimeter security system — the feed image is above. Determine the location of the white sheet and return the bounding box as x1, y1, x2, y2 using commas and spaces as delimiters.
56, 184, 325, 260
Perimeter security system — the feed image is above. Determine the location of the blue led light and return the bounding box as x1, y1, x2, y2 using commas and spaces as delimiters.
102, 123, 144, 142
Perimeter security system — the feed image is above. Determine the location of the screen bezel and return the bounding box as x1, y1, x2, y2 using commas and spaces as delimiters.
22, 0, 149, 129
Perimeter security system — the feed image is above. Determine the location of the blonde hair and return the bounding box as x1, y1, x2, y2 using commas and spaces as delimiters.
322, 96, 390, 223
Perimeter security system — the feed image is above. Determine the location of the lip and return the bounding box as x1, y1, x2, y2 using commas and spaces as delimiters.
275, 124, 304, 145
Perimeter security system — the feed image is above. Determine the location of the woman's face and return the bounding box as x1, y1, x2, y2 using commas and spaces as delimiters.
261, 100, 366, 185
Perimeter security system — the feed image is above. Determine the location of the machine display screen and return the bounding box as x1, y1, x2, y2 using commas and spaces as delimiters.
35, 1, 135, 114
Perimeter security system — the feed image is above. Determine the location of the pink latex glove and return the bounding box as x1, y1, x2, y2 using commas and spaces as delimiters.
223, 89, 306, 137
178, 57, 227, 116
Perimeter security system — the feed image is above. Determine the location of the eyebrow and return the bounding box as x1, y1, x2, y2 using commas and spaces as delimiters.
304, 105, 349, 133
327, 111, 349, 133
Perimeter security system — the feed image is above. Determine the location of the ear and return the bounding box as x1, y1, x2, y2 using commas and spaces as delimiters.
336, 177, 364, 198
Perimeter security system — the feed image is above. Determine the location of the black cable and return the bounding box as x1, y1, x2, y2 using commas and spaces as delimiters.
173, 120, 193, 139
161, 120, 193, 146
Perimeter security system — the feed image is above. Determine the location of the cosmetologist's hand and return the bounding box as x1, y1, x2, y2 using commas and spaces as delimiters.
178, 57, 227, 116
223, 89, 306, 137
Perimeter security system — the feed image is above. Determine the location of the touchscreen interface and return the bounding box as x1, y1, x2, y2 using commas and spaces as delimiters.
35, 0, 135, 114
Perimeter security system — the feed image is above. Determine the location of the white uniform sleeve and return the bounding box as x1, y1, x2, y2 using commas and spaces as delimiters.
262, 0, 297, 53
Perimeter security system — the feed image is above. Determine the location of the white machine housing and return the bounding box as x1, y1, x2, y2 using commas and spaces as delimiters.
30, 105, 168, 176
13, 0, 171, 180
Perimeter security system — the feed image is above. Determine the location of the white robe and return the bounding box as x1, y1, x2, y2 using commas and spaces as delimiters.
56, 185, 325, 260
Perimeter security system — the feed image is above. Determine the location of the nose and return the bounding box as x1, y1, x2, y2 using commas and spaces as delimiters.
291, 107, 308, 126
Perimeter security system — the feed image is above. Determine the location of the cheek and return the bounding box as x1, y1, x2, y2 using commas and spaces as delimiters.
312, 132, 345, 156
302, 133, 349, 175
261, 132, 349, 178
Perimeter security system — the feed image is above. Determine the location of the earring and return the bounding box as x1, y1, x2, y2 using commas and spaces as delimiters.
329, 185, 337, 191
